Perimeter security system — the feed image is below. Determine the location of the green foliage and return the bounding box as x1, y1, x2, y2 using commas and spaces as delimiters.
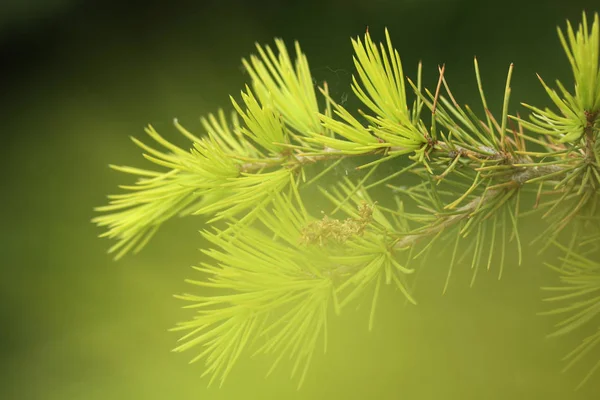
172, 193, 335, 388
540, 243, 600, 389
518, 13, 600, 142
299, 201, 374, 246
94, 12, 600, 390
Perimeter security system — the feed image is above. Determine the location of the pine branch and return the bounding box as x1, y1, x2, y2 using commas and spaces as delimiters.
93, 12, 600, 390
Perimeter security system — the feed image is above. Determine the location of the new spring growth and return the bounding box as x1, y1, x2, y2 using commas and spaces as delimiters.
300, 201, 374, 246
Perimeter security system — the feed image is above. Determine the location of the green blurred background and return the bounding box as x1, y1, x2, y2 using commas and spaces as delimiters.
1, 0, 599, 398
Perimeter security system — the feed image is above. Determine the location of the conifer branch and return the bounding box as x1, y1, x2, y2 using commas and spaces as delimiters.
93, 11, 600, 390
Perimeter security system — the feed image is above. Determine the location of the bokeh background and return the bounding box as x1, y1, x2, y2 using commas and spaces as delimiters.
1, 0, 600, 399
